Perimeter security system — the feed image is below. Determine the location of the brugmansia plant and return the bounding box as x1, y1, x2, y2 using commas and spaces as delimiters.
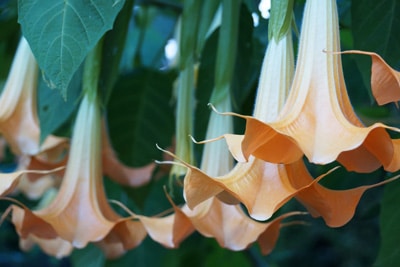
0, 0, 399, 266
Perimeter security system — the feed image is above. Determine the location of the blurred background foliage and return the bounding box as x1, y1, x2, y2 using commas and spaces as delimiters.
0, 0, 400, 266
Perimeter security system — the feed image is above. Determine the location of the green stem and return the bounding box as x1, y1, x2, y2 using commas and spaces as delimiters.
268, 0, 294, 41
210, 0, 240, 105
179, 0, 201, 70
83, 40, 103, 102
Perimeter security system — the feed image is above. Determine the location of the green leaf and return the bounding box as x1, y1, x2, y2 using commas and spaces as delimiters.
352, 0, 400, 64
179, 0, 201, 69
374, 181, 400, 267
71, 244, 105, 267
100, 0, 134, 106
38, 65, 82, 143
204, 241, 252, 267
106, 69, 175, 167
231, 4, 260, 112
18, 0, 125, 97
210, 0, 241, 105
351, 0, 400, 100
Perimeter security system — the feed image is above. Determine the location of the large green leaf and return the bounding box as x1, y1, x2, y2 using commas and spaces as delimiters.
106, 69, 175, 167
18, 0, 125, 97
352, 0, 400, 64
100, 0, 135, 106
374, 181, 400, 267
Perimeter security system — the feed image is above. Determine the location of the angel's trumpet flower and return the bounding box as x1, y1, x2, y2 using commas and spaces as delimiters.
228, 0, 400, 173
182, 0, 400, 226
0, 37, 66, 157
8, 92, 146, 256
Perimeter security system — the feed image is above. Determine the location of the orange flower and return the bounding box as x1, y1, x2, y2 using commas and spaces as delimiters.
225, 0, 400, 173
155, 86, 303, 251
180, 0, 399, 229
0, 37, 69, 200
0, 37, 67, 157
8, 92, 146, 255
181, 21, 301, 222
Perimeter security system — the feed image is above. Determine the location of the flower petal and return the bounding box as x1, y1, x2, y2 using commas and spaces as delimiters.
289, 163, 400, 227
181, 198, 276, 251
0, 167, 64, 196
19, 234, 73, 259
136, 207, 194, 248
340, 50, 400, 105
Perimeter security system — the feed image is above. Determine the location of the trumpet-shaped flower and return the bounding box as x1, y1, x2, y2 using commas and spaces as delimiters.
0, 37, 69, 200
229, 0, 400, 173
181, 1, 399, 227
172, 88, 305, 251
8, 92, 147, 254
0, 37, 67, 157
182, 24, 303, 221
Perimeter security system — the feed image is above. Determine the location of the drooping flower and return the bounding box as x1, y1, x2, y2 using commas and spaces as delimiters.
156, 90, 305, 252
181, 0, 400, 228
226, 0, 400, 173
0, 37, 67, 157
182, 19, 301, 221
0, 37, 69, 200
8, 91, 147, 255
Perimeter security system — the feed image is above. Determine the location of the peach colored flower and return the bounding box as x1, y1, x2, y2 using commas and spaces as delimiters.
0, 37, 67, 157
225, 0, 400, 173
8, 92, 146, 256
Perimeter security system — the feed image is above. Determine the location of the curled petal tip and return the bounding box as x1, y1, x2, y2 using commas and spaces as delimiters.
188, 135, 198, 143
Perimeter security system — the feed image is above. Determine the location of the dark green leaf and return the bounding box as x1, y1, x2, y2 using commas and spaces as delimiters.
18, 0, 125, 97
107, 69, 175, 167
374, 181, 400, 267
351, 0, 400, 100
71, 244, 105, 267
100, 0, 135, 106
38, 65, 82, 143
179, 0, 201, 69
231, 4, 260, 112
